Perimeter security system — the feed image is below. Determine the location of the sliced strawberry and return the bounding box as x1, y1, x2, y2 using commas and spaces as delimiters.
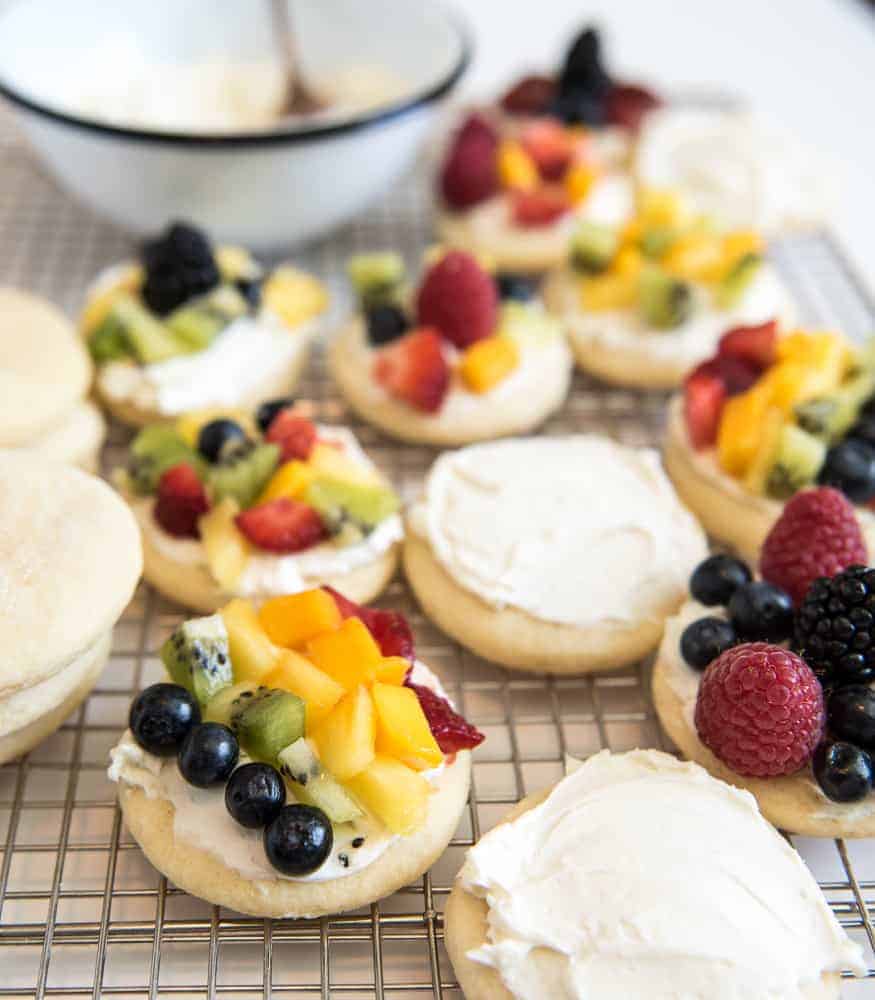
322, 586, 416, 663
718, 320, 778, 371
683, 368, 727, 450
440, 114, 499, 211
500, 75, 557, 116
265, 411, 317, 461
692, 356, 759, 396
405, 682, 484, 753
153, 462, 209, 539
235, 498, 326, 553
604, 83, 662, 132
511, 187, 572, 227
373, 328, 450, 413
520, 119, 574, 181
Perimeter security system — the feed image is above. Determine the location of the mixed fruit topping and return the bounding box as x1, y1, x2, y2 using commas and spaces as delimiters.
568, 190, 765, 324
127, 589, 483, 876
349, 250, 560, 413
684, 324, 875, 505
678, 488, 875, 803
81, 221, 328, 366
122, 400, 399, 586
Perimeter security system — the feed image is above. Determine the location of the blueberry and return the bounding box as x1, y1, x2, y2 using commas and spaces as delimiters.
197, 419, 247, 463
727, 581, 794, 641
264, 804, 333, 876
813, 741, 874, 802
235, 277, 262, 311
817, 438, 875, 503
689, 554, 752, 607
129, 683, 200, 757
495, 273, 538, 302
827, 685, 875, 751
225, 762, 286, 829
255, 397, 295, 433
365, 304, 408, 346
850, 414, 875, 447
680, 617, 737, 670
178, 723, 239, 788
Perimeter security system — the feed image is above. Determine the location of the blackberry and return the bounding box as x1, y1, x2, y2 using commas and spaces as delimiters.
558, 27, 612, 98
141, 222, 220, 315
795, 565, 875, 684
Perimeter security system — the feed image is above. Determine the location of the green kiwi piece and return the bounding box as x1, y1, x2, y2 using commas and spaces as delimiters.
161, 614, 232, 706
110, 294, 189, 363
639, 267, 694, 329
88, 312, 133, 363
714, 253, 762, 309
277, 738, 363, 823
128, 426, 205, 495
796, 368, 875, 442
303, 475, 400, 534
203, 682, 260, 725
639, 225, 677, 259
231, 689, 306, 763
569, 221, 619, 274
764, 425, 827, 500
207, 442, 280, 508
347, 252, 405, 308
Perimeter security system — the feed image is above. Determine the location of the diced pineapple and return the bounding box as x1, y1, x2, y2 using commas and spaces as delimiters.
257, 460, 314, 505
345, 755, 430, 835
305, 617, 382, 690
265, 648, 345, 730
638, 188, 688, 229
215, 244, 260, 282
759, 339, 848, 415
372, 683, 442, 771
79, 264, 143, 335
258, 589, 342, 649
717, 384, 772, 477
312, 685, 376, 780
199, 498, 250, 591
375, 657, 409, 686
721, 230, 765, 268
175, 407, 255, 447
496, 139, 538, 191
459, 336, 520, 394
262, 267, 329, 329
307, 443, 381, 487
661, 233, 725, 283
220, 598, 278, 683
579, 272, 639, 311
743, 407, 785, 494
564, 163, 598, 205
612, 246, 644, 279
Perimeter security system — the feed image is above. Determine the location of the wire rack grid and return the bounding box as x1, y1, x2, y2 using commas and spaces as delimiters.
0, 112, 874, 999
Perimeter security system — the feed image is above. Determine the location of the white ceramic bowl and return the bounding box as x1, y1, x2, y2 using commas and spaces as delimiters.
0, 0, 468, 250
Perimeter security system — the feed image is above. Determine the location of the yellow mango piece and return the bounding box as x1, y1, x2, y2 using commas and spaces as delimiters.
258, 589, 342, 649
262, 267, 329, 329
459, 335, 520, 394
579, 273, 639, 311
175, 407, 255, 447
638, 188, 688, 228
257, 460, 314, 505
661, 233, 725, 283
743, 407, 785, 494
308, 443, 381, 487
375, 657, 409, 686
265, 648, 345, 730
79, 264, 143, 335
220, 598, 279, 683
564, 164, 598, 205
759, 336, 848, 415
345, 754, 430, 835
717, 384, 773, 477
313, 685, 376, 780
619, 218, 644, 247
199, 498, 250, 591
305, 617, 382, 690
612, 246, 644, 279
496, 139, 538, 191
722, 230, 765, 268
372, 683, 442, 771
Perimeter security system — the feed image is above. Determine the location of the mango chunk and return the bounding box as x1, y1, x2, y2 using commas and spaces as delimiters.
375, 657, 410, 686
373, 682, 442, 771
305, 617, 382, 690
262, 267, 329, 328
264, 648, 345, 730
199, 498, 250, 592
496, 139, 538, 191
220, 598, 278, 683
312, 685, 376, 780
460, 336, 520, 394
258, 589, 342, 649
257, 460, 314, 505
345, 754, 430, 835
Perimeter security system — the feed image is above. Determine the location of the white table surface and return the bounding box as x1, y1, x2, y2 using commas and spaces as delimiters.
453, 0, 875, 298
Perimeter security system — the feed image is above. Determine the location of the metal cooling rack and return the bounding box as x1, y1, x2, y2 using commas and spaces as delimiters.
1, 110, 874, 999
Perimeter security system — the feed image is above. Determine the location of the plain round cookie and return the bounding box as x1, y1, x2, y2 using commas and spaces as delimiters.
118, 750, 471, 918
663, 397, 875, 562
328, 321, 572, 447
23, 399, 106, 472
0, 287, 93, 447
436, 207, 572, 274
0, 451, 142, 695
403, 533, 694, 674
443, 788, 840, 1000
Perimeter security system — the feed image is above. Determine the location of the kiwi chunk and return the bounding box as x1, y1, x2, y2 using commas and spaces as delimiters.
110, 294, 188, 363
639, 267, 693, 329
278, 738, 363, 823
714, 253, 762, 309
795, 368, 875, 442
347, 252, 405, 308
303, 475, 399, 535
88, 312, 133, 363
764, 425, 827, 500
128, 425, 205, 495
203, 681, 260, 725
231, 688, 306, 763
569, 222, 618, 274
208, 442, 280, 508
639, 225, 677, 259
161, 614, 233, 706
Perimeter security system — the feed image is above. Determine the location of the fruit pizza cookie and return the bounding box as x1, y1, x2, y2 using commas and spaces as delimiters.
328, 250, 572, 446
666, 323, 875, 561
542, 190, 795, 389
0, 287, 105, 469
0, 451, 140, 764
444, 749, 863, 1000
436, 27, 660, 273
116, 399, 403, 612
654, 488, 875, 837
80, 222, 328, 427
110, 588, 481, 917
404, 435, 706, 673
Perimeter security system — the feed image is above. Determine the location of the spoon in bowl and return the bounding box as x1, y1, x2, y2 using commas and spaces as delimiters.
271, 0, 327, 117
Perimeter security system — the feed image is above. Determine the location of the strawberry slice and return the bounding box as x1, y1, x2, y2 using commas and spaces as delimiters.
373, 328, 450, 413
692, 356, 759, 396
235, 498, 326, 553
500, 75, 557, 116
405, 682, 484, 753
604, 83, 662, 132
520, 119, 574, 181
322, 586, 416, 663
511, 187, 572, 227
154, 462, 209, 539
718, 320, 778, 371
683, 368, 727, 450
265, 411, 317, 461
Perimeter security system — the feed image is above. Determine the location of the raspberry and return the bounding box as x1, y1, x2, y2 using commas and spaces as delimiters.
154, 463, 209, 539
760, 487, 867, 605
235, 498, 325, 553
405, 682, 484, 753
322, 587, 415, 663
416, 252, 498, 349
694, 643, 824, 778
439, 114, 499, 210
264, 411, 317, 462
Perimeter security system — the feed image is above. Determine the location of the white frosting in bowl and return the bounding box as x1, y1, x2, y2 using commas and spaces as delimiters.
409, 436, 705, 628
459, 748, 864, 999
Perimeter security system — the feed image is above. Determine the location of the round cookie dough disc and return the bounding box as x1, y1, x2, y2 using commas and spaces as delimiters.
443, 789, 841, 1000
436, 207, 573, 274
24, 399, 107, 472
0, 451, 142, 695
118, 750, 471, 918
0, 288, 92, 446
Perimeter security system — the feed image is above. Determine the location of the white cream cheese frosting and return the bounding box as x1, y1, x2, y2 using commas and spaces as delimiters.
109, 661, 447, 884
409, 436, 705, 628
459, 748, 864, 999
